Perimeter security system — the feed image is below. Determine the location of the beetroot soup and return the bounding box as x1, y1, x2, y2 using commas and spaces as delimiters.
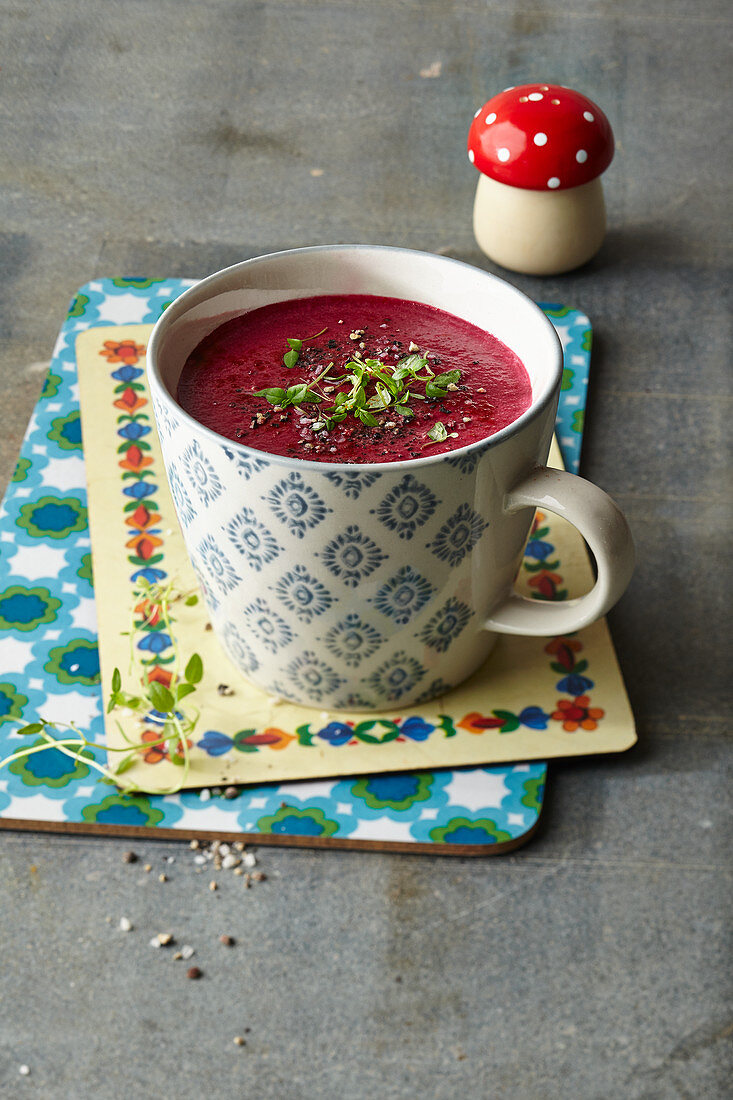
176, 294, 531, 462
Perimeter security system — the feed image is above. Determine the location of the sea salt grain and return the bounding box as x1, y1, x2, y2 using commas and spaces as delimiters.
242, 852, 257, 868
119, 917, 133, 932
19, 1065, 30, 1076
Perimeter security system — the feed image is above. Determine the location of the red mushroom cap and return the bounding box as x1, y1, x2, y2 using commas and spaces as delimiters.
468, 84, 614, 191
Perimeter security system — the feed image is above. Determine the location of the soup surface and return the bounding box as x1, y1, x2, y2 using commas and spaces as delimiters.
176, 294, 532, 463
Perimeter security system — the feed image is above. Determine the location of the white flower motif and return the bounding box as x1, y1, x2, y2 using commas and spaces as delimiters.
319, 525, 387, 588
243, 597, 294, 653
372, 566, 435, 625
418, 598, 473, 653
267, 472, 331, 539
222, 447, 270, 480
224, 508, 280, 572
181, 439, 223, 506
167, 462, 195, 528
283, 651, 344, 702
195, 534, 241, 595
271, 565, 333, 623
324, 470, 381, 500
371, 474, 438, 541
365, 651, 427, 702
323, 612, 383, 668
221, 621, 259, 674
427, 503, 488, 567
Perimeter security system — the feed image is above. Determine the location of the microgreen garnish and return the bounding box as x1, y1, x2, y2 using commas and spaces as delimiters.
427, 422, 448, 444
0, 578, 207, 795
282, 327, 328, 369
258, 332, 463, 444
254, 384, 323, 409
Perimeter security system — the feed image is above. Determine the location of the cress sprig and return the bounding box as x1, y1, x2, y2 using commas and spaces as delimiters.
256, 336, 462, 444
0, 578, 207, 795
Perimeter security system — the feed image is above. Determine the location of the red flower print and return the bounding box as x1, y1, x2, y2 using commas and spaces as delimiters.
119, 444, 153, 471
100, 339, 146, 365
545, 636, 582, 656
147, 666, 173, 688
126, 533, 163, 559
528, 570, 563, 599
545, 636, 583, 670
551, 695, 605, 732
126, 505, 161, 530
134, 599, 162, 627
141, 728, 166, 764
458, 711, 506, 733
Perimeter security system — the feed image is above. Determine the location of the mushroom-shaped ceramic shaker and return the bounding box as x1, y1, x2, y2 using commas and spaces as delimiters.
467, 84, 614, 275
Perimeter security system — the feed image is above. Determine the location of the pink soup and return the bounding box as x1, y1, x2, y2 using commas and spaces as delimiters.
176, 294, 532, 463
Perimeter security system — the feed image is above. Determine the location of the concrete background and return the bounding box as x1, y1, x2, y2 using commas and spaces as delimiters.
1, 1, 731, 1096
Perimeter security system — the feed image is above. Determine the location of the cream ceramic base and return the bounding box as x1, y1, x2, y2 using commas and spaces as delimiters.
473, 175, 606, 276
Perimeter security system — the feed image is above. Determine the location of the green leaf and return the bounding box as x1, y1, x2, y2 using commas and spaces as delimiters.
394, 354, 427, 378
184, 652, 203, 684
286, 338, 303, 352
184, 594, 199, 606
176, 682, 196, 702
111, 668, 122, 693
16, 722, 44, 736
283, 349, 299, 369
427, 421, 447, 443
148, 681, 175, 713
115, 756, 136, 776
435, 369, 461, 387
392, 403, 414, 417
285, 383, 310, 405
254, 386, 287, 405
357, 408, 379, 426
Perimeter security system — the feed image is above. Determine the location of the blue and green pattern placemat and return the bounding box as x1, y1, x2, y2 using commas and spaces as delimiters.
0, 279, 591, 854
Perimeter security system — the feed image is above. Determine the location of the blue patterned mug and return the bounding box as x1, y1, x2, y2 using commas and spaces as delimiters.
147, 246, 633, 710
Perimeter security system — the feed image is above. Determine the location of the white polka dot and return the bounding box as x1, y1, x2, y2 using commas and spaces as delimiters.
533, 132, 548, 146
485, 112, 497, 124
474, 108, 481, 118
528, 92, 543, 101
583, 111, 595, 122
576, 149, 588, 163
468, 148, 475, 163
547, 177, 561, 189
497, 148, 511, 162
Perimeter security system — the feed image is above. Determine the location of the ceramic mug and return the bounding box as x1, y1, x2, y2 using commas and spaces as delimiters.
147, 245, 634, 710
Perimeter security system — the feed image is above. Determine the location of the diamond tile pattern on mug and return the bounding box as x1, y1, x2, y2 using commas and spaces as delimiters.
427, 503, 489, 566
371, 474, 438, 540
371, 565, 436, 626
224, 507, 281, 572
319, 525, 388, 588
266, 471, 332, 538
272, 564, 334, 623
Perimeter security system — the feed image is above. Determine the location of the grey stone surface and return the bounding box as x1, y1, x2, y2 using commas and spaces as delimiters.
0, 1, 731, 1097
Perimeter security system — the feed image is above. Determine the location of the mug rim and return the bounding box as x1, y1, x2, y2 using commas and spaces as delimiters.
146, 244, 563, 472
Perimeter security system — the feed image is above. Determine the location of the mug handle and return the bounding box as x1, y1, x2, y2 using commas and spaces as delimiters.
484, 466, 635, 636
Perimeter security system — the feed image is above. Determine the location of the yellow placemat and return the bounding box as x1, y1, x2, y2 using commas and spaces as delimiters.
77, 325, 635, 790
